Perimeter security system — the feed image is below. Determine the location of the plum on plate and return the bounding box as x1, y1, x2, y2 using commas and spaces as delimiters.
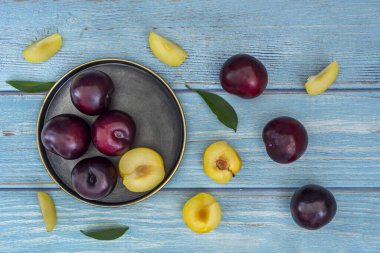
220, 54, 268, 99
70, 70, 114, 116
71, 156, 117, 200
41, 114, 91, 160
291, 184, 337, 230
92, 110, 136, 156
262, 116, 308, 164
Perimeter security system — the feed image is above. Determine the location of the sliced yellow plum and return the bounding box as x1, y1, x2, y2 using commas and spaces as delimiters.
183, 193, 222, 233
305, 60, 339, 95
149, 32, 187, 67
119, 147, 165, 192
203, 141, 242, 184
22, 33, 62, 63
37, 192, 56, 232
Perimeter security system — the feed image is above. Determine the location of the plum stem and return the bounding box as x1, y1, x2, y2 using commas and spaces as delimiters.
88, 173, 97, 185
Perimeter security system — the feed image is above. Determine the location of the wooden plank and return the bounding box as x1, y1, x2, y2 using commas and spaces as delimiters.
0, 91, 379, 188
1, 0, 379, 91
0, 188, 378, 252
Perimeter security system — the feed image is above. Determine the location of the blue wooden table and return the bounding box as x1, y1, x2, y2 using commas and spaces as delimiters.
1, 1, 379, 252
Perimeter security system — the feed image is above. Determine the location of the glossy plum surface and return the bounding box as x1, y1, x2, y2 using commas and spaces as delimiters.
92, 110, 136, 156
290, 184, 337, 230
220, 54, 268, 99
41, 114, 91, 160
70, 70, 114, 115
262, 116, 308, 164
71, 156, 117, 200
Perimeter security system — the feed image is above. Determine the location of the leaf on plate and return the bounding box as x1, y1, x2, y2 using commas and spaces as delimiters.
186, 85, 238, 132
6, 80, 55, 92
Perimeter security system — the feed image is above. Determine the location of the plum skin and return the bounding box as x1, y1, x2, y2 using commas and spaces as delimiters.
71, 156, 117, 200
290, 184, 337, 230
41, 114, 91, 160
262, 116, 308, 164
220, 54, 268, 99
92, 110, 136, 156
70, 70, 114, 116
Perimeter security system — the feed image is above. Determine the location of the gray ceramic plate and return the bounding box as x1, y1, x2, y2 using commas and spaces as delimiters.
37, 59, 186, 207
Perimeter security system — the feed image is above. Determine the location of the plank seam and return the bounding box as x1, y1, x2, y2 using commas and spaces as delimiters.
1, 88, 380, 96
1, 187, 380, 191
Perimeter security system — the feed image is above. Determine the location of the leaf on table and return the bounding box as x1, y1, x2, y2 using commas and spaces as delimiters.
186, 85, 238, 132
80, 226, 129, 240
6, 80, 55, 93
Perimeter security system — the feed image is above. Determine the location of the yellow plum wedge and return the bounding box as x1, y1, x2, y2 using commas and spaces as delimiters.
22, 33, 62, 63
37, 192, 56, 232
203, 141, 242, 184
119, 147, 165, 192
305, 60, 339, 95
149, 32, 187, 67
183, 193, 222, 233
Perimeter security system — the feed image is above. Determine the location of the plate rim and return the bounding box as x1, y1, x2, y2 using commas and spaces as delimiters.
36, 58, 187, 207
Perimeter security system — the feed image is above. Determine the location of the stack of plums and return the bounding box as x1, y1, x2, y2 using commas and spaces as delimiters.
41, 70, 164, 201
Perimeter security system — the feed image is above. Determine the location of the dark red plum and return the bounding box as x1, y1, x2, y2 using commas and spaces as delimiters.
262, 116, 308, 164
291, 184, 337, 230
70, 70, 114, 115
92, 110, 136, 156
220, 54, 268, 99
71, 157, 117, 200
41, 114, 91, 160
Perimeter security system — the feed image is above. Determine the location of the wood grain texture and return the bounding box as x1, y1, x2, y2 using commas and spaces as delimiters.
0, 0, 379, 91
0, 189, 379, 253
0, 91, 379, 188
1, 1, 380, 252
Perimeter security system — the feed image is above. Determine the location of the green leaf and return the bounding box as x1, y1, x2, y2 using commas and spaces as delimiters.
186, 85, 238, 132
80, 226, 129, 240
6, 80, 55, 92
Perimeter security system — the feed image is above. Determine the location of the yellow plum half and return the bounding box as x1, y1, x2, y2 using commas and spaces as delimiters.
183, 193, 222, 233
119, 147, 165, 192
203, 141, 242, 184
